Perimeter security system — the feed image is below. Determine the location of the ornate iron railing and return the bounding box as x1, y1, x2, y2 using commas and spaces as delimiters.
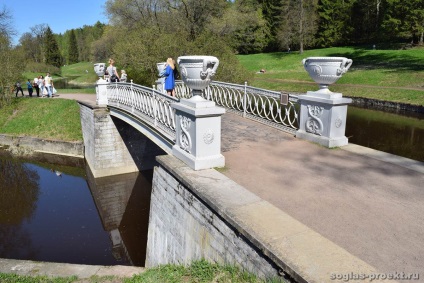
106, 80, 299, 141
107, 82, 178, 142
174, 81, 299, 134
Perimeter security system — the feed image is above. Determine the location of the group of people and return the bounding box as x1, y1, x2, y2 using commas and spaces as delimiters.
106, 57, 177, 97
15, 72, 55, 98
105, 58, 127, 83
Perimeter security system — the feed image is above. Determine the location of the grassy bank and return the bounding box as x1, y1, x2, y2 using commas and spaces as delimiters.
0, 260, 285, 283
238, 46, 424, 106
0, 98, 82, 141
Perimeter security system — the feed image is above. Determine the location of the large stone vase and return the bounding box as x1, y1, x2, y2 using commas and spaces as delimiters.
177, 55, 219, 99
302, 57, 352, 95
156, 62, 167, 94
94, 63, 106, 79
157, 62, 166, 76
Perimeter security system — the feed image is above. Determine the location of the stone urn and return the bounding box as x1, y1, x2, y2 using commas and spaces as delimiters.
177, 56, 219, 96
157, 62, 166, 77
94, 63, 106, 79
302, 57, 352, 93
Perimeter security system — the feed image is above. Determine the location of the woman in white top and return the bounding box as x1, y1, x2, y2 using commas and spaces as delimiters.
107, 58, 120, 82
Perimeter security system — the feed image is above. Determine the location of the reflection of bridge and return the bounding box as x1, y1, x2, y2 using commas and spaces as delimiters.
85, 168, 152, 267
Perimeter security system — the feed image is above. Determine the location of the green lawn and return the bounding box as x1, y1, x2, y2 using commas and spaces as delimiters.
237, 46, 424, 106
0, 98, 82, 141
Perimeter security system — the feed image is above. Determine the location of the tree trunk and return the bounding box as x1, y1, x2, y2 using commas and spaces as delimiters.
299, 0, 304, 54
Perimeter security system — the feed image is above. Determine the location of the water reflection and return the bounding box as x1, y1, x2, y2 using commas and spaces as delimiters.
0, 151, 152, 267
86, 167, 152, 266
0, 154, 40, 260
53, 78, 95, 89
346, 106, 424, 162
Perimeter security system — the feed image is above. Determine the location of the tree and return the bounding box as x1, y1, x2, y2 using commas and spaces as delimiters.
29, 24, 48, 63
276, 0, 318, 53
259, 0, 285, 51
0, 7, 24, 107
315, 0, 354, 47
68, 29, 79, 64
209, 0, 270, 54
44, 26, 62, 68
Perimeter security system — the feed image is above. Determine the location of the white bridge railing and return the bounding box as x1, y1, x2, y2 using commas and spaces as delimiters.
106, 80, 299, 143
107, 82, 178, 143
175, 81, 299, 133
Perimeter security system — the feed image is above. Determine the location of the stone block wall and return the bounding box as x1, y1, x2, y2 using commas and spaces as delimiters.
79, 101, 166, 178
146, 156, 279, 279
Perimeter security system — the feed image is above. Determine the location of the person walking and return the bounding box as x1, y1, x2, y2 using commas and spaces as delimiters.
33, 77, 40, 97
15, 81, 24, 97
162, 57, 175, 97
107, 58, 120, 82
26, 79, 33, 97
44, 72, 53, 98
38, 75, 45, 97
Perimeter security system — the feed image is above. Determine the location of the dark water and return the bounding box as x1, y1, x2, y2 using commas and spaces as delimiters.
0, 152, 152, 267
346, 106, 424, 162
54, 78, 95, 89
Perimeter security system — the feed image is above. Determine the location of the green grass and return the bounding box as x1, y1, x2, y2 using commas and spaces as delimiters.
237, 46, 424, 106
0, 260, 286, 283
0, 98, 82, 141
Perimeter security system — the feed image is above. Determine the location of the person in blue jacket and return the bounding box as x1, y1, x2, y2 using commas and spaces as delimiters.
162, 57, 175, 96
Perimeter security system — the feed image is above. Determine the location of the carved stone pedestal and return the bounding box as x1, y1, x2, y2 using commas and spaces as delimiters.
296, 91, 352, 148
96, 78, 108, 105
172, 96, 225, 170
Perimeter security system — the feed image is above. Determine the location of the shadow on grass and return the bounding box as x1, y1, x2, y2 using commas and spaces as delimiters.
265, 47, 424, 72
325, 49, 424, 72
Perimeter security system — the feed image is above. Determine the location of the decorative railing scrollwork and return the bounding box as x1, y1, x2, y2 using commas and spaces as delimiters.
175, 80, 299, 134
107, 82, 178, 142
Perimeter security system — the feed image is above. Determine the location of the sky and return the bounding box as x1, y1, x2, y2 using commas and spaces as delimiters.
3, 0, 109, 44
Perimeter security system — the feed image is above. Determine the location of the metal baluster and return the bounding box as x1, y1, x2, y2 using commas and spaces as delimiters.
243, 81, 247, 118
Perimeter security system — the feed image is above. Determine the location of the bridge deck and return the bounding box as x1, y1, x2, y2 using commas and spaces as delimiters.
220, 111, 424, 278
62, 93, 423, 278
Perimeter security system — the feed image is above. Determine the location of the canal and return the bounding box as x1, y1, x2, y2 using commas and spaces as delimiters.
346, 105, 424, 162
0, 151, 152, 267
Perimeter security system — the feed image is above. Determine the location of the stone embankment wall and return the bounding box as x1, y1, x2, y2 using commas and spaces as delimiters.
146, 155, 280, 280
349, 97, 424, 114
0, 134, 84, 156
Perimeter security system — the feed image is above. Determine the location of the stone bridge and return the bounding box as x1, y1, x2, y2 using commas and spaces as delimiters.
79, 80, 350, 178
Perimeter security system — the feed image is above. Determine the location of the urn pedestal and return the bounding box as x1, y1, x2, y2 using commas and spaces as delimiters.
171, 56, 225, 170
296, 57, 353, 148
296, 93, 352, 147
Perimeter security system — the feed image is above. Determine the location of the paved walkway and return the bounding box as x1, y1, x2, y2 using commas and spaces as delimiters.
220, 112, 423, 281
14, 93, 424, 281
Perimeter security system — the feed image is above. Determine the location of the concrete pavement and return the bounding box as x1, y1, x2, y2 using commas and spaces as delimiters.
220, 112, 424, 282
